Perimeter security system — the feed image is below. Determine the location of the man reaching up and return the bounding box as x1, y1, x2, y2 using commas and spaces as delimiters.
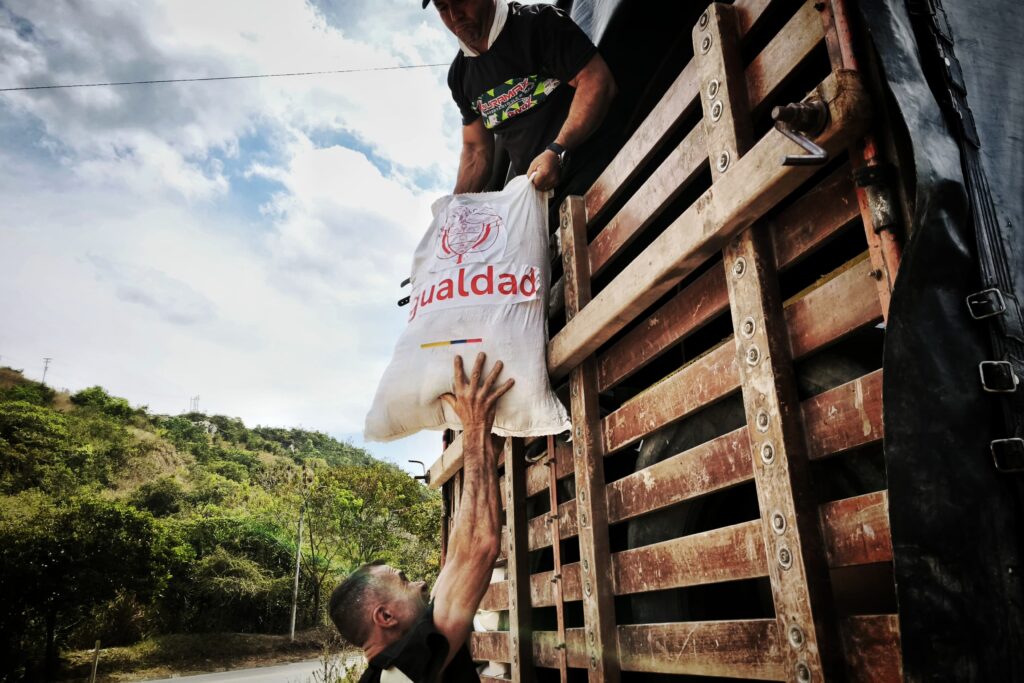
330, 353, 512, 682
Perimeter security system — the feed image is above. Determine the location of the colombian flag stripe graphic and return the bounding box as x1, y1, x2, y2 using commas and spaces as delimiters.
420, 338, 484, 349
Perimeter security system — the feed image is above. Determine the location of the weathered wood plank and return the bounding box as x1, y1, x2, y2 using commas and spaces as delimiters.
471, 631, 510, 663
547, 70, 870, 380
699, 5, 841, 679
770, 163, 860, 269
527, 499, 578, 552
428, 433, 462, 490
545, 436, 569, 681
745, 1, 825, 113
493, 616, 898, 678
616, 620, 785, 679
504, 438, 533, 681
583, 0, 809, 225
597, 163, 861, 393
803, 368, 883, 460
605, 426, 752, 524
603, 341, 739, 456
598, 264, 729, 392
588, 125, 708, 279
614, 519, 768, 595
819, 491, 893, 567
560, 195, 620, 682
839, 614, 903, 682
785, 256, 881, 357
525, 439, 572, 498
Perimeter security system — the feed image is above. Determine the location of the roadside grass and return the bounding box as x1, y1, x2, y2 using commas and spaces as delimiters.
59, 627, 357, 682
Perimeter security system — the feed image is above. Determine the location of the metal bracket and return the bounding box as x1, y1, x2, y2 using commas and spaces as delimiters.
408, 459, 430, 484
772, 101, 830, 166
979, 360, 1020, 393
991, 438, 1024, 473
966, 288, 1007, 320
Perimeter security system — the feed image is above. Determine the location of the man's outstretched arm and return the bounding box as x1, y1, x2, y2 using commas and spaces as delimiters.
430, 353, 512, 666
454, 118, 495, 194
527, 53, 617, 191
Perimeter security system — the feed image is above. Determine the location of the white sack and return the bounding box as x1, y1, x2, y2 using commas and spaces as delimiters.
364, 175, 570, 442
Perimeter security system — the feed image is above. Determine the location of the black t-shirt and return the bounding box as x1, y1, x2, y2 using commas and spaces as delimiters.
447, 2, 598, 176
359, 604, 479, 683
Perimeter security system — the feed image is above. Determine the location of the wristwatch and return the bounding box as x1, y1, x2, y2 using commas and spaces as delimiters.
545, 142, 571, 169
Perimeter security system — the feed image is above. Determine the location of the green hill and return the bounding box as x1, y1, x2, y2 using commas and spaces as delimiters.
0, 367, 440, 681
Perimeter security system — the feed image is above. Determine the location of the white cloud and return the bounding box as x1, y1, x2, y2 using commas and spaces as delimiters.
0, 0, 470, 470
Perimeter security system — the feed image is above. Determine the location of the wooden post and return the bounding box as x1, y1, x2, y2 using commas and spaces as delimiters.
504, 437, 533, 682
89, 640, 100, 683
546, 435, 569, 682
817, 0, 902, 320
693, 4, 841, 681
560, 195, 620, 682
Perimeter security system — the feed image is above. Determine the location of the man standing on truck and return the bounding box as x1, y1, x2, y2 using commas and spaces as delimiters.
330, 353, 512, 682
427, 0, 617, 193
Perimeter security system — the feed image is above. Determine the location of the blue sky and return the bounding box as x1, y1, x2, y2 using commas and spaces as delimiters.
0, 0, 535, 471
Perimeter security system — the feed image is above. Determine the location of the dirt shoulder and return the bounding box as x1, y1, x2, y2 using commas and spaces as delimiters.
58, 628, 352, 682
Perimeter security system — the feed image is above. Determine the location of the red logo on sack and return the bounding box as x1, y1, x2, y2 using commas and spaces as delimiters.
434, 204, 505, 267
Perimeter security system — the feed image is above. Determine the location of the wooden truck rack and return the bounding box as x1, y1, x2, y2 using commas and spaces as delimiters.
428, 0, 904, 680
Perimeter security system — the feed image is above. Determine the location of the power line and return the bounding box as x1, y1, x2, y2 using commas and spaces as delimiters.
0, 63, 448, 93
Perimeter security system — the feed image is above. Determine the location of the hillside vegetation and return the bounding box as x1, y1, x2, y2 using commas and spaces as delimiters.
0, 367, 440, 681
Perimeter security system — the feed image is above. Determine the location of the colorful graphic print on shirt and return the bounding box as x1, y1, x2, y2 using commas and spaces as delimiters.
473, 75, 561, 129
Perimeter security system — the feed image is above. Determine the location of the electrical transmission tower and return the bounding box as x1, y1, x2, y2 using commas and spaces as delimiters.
42, 358, 52, 385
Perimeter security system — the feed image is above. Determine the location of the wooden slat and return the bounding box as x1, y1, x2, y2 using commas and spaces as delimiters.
530, 616, 900, 677
525, 439, 572, 497
585, 1, 826, 281
819, 491, 893, 567
803, 368, 883, 460
603, 252, 881, 454
545, 440, 569, 681
598, 263, 729, 391
603, 342, 739, 455
613, 519, 767, 595
605, 426, 752, 524
547, 70, 870, 380
527, 499, 578, 552
482, 487, 893, 611
840, 614, 903, 682
559, 195, 620, 682
583, 0, 802, 225
588, 125, 708, 279
699, 5, 841, 679
471, 631, 510, 663
428, 433, 462, 490
504, 438, 533, 681
770, 162, 860, 268
616, 620, 785, 679
786, 256, 880, 357
744, 2, 825, 112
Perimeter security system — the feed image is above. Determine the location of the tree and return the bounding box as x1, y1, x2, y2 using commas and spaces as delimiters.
0, 494, 176, 679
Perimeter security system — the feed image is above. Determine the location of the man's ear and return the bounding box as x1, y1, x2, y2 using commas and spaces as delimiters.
372, 603, 397, 629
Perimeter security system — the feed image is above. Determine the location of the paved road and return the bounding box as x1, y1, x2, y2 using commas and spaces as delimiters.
142, 658, 360, 683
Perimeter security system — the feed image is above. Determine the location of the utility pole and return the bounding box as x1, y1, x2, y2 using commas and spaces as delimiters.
290, 500, 305, 642
41, 358, 52, 385
290, 465, 313, 641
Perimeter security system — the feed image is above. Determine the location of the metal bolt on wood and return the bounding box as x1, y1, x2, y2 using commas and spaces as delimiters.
771, 511, 787, 534
732, 257, 746, 277
778, 545, 794, 569
789, 625, 806, 649
761, 442, 776, 463
700, 35, 712, 54
698, 10, 709, 29
756, 410, 771, 431
716, 150, 731, 172
796, 661, 812, 682
711, 100, 724, 121
741, 317, 756, 337
707, 79, 720, 99
746, 345, 761, 366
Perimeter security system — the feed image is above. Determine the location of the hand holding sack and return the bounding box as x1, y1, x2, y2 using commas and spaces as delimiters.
364, 175, 570, 441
